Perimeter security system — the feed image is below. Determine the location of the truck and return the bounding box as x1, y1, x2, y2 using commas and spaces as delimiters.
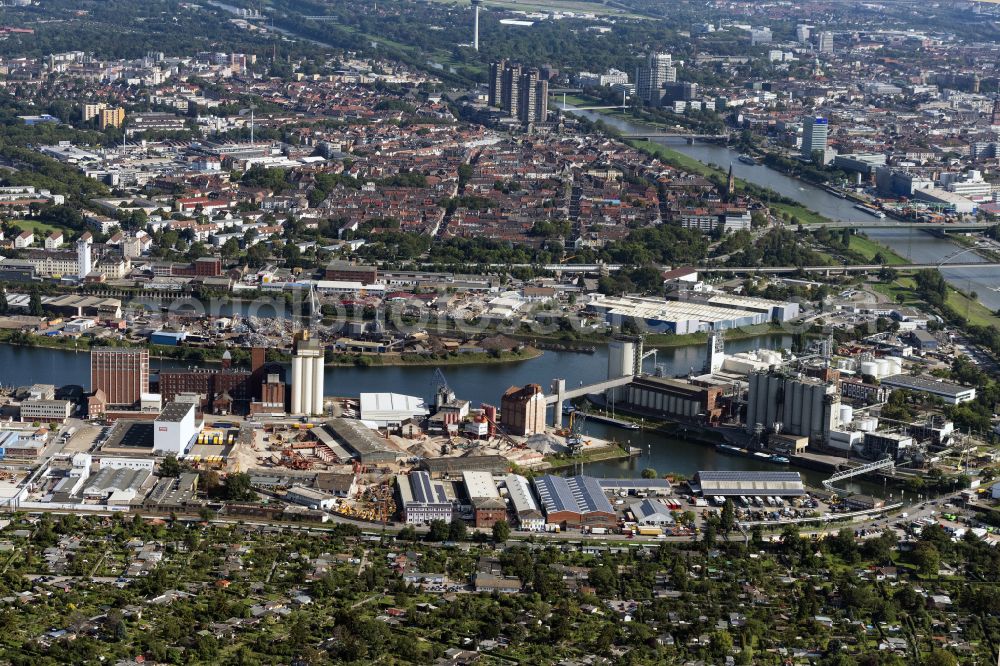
637, 526, 662, 537
590, 527, 608, 535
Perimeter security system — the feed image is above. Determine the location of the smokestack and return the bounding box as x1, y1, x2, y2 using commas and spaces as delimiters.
472, 0, 481, 51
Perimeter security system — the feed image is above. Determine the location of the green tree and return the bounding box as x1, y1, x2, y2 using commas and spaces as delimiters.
923, 650, 958, 666
427, 519, 449, 542
641, 467, 657, 479
721, 498, 735, 534
29, 289, 43, 317
220, 237, 240, 260
222, 472, 256, 502
159, 455, 181, 478
492, 519, 510, 543
913, 542, 940, 577
710, 630, 734, 658
447, 519, 467, 542
0, 290, 8, 315
878, 266, 899, 282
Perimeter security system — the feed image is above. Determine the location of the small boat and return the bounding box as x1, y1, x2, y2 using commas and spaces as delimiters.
738, 154, 758, 165
769, 455, 790, 464
624, 422, 640, 430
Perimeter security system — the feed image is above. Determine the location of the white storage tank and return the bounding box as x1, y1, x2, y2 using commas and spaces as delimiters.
759, 350, 781, 366
857, 417, 879, 432
860, 361, 879, 377
839, 405, 854, 425
876, 358, 891, 378
887, 357, 903, 375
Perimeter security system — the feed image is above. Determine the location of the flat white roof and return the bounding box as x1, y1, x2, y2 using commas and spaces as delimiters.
591, 295, 760, 324
463, 471, 499, 499
359, 393, 428, 421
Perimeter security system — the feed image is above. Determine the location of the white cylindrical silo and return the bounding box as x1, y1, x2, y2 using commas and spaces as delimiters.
291, 355, 304, 414
860, 361, 879, 377
301, 356, 313, 415
858, 416, 878, 432
877, 359, 890, 378
312, 357, 325, 415
608, 338, 635, 378
840, 405, 853, 426
888, 357, 903, 375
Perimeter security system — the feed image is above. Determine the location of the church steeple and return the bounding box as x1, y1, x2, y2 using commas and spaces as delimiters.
726, 163, 735, 200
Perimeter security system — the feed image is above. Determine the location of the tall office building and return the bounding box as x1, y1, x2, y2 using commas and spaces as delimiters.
488, 61, 547, 123
290, 331, 325, 415
500, 62, 522, 117
796, 24, 811, 44
518, 68, 548, 123
488, 59, 505, 107
801, 116, 829, 160
817, 31, 834, 53
635, 52, 675, 105
91, 347, 149, 408
991, 98, 1000, 126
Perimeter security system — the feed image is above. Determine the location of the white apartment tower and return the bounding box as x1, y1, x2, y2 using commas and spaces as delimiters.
817, 31, 834, 53
636, 52, 675, 105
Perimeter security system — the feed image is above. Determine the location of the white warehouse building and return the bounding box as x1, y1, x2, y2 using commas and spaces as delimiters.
153, 402, 199, 456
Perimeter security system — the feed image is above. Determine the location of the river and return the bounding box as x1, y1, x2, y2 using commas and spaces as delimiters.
0, 335, 889, 494
0, 334, 791, 403
563, 104, 1000, 310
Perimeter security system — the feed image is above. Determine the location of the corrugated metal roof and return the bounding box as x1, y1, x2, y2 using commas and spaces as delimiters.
533, 475, 614, 516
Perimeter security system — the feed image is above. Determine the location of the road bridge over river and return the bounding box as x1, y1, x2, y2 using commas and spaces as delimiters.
699, 262, 1000, 275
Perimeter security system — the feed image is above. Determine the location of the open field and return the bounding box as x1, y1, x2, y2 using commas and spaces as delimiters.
12, 219, 70, 237
848, 234, 909, 265
625, 139, 718, 178
872, 277, 1000, 329
768, 201, 829, 226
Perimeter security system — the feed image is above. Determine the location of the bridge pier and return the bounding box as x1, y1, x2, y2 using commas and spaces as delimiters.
551, 378, 566, 427
686, 137, 694, 145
